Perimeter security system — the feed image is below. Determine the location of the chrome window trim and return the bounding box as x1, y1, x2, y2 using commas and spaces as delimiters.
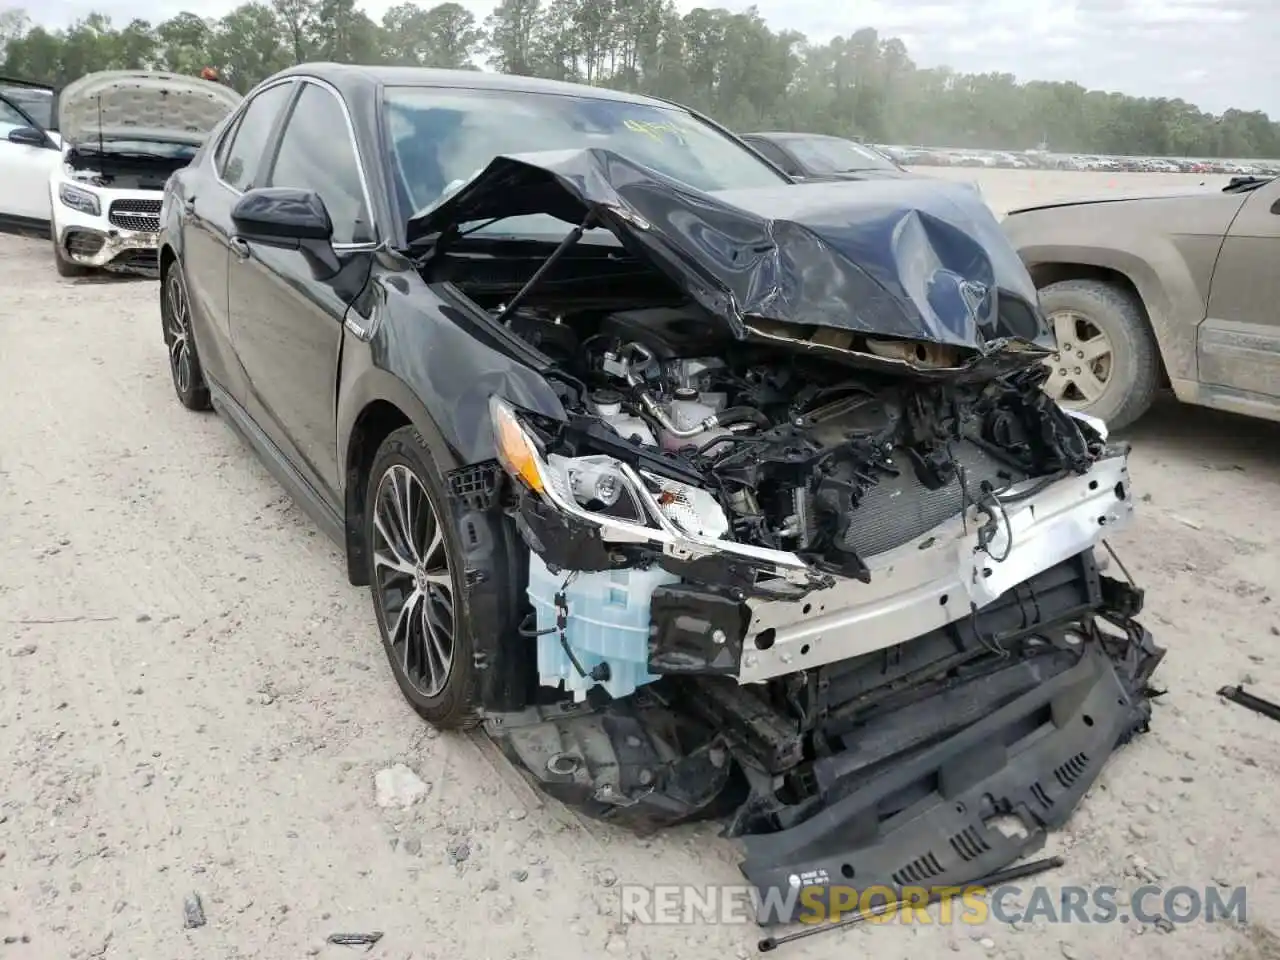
213, 75, 380, 244
211, 76, 297, 195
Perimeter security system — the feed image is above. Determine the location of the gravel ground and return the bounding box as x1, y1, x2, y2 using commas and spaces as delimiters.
1, 170, 1279, 960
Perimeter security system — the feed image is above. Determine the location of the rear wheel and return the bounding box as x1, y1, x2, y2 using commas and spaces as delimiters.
366, 426, 479, 729
161, 260, 211, 411
1038, 279, 1161, 431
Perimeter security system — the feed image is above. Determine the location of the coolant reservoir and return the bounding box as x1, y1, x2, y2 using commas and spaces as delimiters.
661, 388, 731, 453
590, 389, 657, 447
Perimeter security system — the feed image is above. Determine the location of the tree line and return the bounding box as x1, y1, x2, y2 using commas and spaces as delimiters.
2, 1, 1277, 160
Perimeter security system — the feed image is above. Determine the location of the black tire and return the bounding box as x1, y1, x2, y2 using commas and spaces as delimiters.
366, 426, 479, 729
160, 259, 212, 411
1038, 278, 1161, 431
51, 226, 90, 278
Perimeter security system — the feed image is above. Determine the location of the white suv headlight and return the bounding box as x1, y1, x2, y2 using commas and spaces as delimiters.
58, 183, 100, 217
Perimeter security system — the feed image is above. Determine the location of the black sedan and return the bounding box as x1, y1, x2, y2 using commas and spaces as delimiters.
158, 63, 1158, 919
740, 131, 912, 182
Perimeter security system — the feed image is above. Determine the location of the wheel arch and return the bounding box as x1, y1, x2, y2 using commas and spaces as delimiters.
339, 367, 457, 587
159, 241, 177, 281
340, 367, 536, 712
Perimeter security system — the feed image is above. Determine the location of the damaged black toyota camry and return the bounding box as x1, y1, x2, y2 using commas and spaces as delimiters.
159, 64, 1163, 922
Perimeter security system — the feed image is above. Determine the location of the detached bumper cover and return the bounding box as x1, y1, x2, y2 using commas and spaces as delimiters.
742, 621, 1164, 924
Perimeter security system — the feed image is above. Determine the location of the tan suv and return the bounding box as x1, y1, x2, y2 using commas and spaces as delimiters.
1003, 174, 1280, 429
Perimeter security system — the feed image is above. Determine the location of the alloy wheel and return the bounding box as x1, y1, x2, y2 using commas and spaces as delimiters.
371, 464, 456, 698
164, 269, 194, 397
1042, 309, 1114, 408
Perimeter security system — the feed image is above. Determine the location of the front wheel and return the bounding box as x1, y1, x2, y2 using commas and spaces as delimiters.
161, 260, 211, 411
1038, 278, 1161, 431
366, 426, 479, 729
50, 225, 90, 278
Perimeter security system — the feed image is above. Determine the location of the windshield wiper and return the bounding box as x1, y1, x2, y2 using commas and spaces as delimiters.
1223, 175, 1274, 193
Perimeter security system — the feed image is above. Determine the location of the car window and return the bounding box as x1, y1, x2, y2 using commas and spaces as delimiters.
213, 112, 243, 172
0, 96, 28, 129
266, 82, 372, 245
0, 87, 51, 128
778, 135, 900, 174
220, 82, 293, 192
744, 138, 799, 175
382, 87, 788, 229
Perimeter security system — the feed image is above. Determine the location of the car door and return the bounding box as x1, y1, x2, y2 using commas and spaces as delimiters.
183, 79, 296, 398
226, 78, 377, 511
0, 92, 61, 226
1200, 178, 1280, 401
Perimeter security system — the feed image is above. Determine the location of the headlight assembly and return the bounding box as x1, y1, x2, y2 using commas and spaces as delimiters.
490, 395, 546, 494
491, 395, 690, 533
488, 396, 813, 581
58, 183, 100, 217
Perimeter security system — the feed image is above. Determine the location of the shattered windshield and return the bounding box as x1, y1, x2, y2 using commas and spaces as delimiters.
780, 135, 901, 174
383, 86, 787, 238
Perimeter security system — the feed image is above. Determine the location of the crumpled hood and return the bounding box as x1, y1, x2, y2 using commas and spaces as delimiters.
57, 70, 241, 147
408, 148, 1053, 360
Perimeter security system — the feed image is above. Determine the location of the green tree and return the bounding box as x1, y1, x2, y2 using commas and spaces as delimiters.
1, 0, 1277, 159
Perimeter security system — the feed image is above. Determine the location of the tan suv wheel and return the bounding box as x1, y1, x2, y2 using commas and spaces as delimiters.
1038, 278, 1161, 431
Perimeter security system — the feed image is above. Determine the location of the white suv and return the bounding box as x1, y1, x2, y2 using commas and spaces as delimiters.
47, 71, 240, 277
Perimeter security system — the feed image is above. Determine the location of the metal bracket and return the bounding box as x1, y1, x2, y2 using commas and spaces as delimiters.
1218, 684, 1280, 724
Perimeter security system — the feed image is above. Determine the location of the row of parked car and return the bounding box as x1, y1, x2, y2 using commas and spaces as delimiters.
882, 143, 1280, 176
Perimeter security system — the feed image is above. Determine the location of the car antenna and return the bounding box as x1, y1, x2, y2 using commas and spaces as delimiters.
493, 206, 600, 328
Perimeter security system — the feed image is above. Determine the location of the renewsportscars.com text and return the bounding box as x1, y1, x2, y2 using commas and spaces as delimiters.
620, 883, 1247, 926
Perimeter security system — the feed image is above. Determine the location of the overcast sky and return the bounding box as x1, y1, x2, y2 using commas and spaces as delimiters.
24, 0, 1280, 117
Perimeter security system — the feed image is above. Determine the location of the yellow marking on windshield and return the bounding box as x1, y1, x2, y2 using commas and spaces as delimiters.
623, 118, 688, 145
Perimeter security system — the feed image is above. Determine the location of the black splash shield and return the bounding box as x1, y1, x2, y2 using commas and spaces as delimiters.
741, 625, 1164, 925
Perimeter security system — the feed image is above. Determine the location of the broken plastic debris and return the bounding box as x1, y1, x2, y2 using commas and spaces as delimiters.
182, 892, 206, 928
327, 932, 384, 947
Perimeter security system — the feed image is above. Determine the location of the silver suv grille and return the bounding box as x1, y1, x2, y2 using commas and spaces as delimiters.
107, 198, 162, 233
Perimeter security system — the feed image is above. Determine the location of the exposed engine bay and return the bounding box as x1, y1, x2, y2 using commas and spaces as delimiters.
475, 296, 1161, 924
65, 146, 189, 191
501, 301, 1100, 589
417, 148, 1164, 926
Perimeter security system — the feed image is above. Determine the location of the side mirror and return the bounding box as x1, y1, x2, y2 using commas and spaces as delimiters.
231, 186, 333, 242
231, 187, 340, 280
8, 125, 54, 148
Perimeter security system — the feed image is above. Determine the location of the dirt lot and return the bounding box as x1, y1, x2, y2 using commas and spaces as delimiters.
1, 170, 1279, 960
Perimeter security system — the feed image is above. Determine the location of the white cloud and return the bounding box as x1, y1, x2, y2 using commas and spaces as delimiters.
21, 0, 1280, 116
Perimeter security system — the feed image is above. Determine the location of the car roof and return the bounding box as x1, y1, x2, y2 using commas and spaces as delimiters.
273, 62, 670, 108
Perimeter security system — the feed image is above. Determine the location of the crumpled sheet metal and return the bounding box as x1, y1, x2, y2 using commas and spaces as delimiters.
408, 147, 1054, 358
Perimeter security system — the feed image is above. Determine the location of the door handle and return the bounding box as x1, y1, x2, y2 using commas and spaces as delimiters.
183, 195, 196, 211
229, 237, 250, 259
